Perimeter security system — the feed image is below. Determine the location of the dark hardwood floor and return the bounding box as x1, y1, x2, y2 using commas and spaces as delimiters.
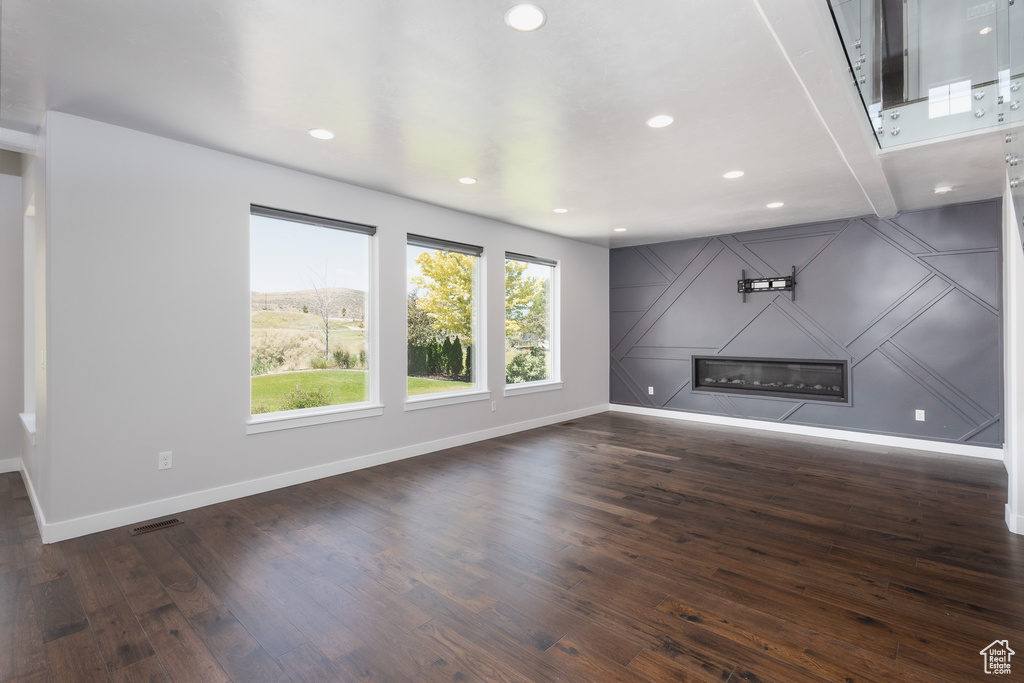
2, 412, 1023, 682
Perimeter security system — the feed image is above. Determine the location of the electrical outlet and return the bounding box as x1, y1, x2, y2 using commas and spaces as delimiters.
915, 409, 925, 422
158, 451, 173, 470
491, 401, 496, 412
648, 386, 654, 395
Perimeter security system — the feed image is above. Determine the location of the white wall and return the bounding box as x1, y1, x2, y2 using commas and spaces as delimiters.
35, 112, 610, 541
1003, 183, 1024, 535
0, 157, 23, 471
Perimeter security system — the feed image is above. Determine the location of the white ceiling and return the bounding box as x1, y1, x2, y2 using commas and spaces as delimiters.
0, 0, 1008, 247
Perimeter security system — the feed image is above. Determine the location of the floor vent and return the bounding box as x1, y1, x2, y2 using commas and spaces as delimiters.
128, 517, 183, 536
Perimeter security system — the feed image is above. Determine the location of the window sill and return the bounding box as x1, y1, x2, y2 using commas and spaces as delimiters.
504, 380, 563, 397
247, 403, 384, 434
404, 389, 491, 412
20, 413, 36, 446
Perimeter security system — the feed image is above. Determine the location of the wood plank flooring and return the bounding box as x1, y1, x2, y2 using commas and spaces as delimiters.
2, 412, 1022, 682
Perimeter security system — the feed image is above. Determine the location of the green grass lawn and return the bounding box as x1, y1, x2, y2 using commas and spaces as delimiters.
407, 376, 473, 396
251, 370, 473, 413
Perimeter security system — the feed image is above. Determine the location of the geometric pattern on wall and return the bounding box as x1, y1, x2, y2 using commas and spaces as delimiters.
610, 199, 1003, 446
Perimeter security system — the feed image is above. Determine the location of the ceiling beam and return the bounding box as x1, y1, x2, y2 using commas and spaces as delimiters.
752, 0, 899, 218
0, 127, 37, 154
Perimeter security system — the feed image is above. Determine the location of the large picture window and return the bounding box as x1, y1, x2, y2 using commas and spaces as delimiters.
407, 235, 481, 397
250, 206, 374, 416
505, 252, 557, 385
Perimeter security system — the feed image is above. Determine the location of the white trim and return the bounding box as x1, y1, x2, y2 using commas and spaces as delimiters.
1003, 181, 1023, 535
19, 413, 36, 445
20, 461, 47, 541
247, 403, 384, 435
35, 403, 608, 544
0, 127, 37, 154
404, 389, 491, 411
1006, 504, 1023, 535
0, 458, 21, 474
505, 380, 563, 397
610, 404, 1003, 461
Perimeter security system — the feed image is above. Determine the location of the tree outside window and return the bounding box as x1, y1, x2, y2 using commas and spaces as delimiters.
505, 253, 555, 384
406, 237, 479, 396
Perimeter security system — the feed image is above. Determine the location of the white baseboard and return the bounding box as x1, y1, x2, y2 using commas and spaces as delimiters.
37, 403, 609, 544
0, 458, 21, 474
1007, 504, 1024, 536
610, 404, 1004, 461
21, 461, 47, 537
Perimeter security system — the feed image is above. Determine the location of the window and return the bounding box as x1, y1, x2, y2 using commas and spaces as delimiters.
407, 235, 481, 398
249, 205, 375, 418
505, 252, 557, 386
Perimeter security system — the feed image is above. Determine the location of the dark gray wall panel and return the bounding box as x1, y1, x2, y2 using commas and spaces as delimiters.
788, 351, 978, 441
863, 216, 936, 254
725, 395, 800, 421
918, 252, 1001, 308
624, 347, 699, 360
609, 249, 669, 287
664, 385, 730, 414
646, 239, 709, 274
609, 199, 1003, 447
796, 222, 931, 344
610, 369, 645, 405
973, 422, 1004, 445
618, 357, 691, 408
740, 233, 836, 275
610, 311, 645, 348
635, 247, 752, 350
611, 285, 670, 312
891, 201, 1001, 251
720, 303, 833, 359
845, 275, 950, 359
891, 289, 1001, 416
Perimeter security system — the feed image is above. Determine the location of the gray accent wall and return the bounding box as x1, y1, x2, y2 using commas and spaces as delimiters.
610, 199, 1003, 447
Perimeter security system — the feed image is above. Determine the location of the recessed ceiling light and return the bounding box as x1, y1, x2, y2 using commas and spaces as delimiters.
934, 185, 953, 194
980, 26, 993, 35
614, 228, 627, 232
723, 170, 745, 179
766, 202, 785, 209
646, 115, 674, 129
459, 177, 477, 185
553, 208, 568, 213
308, 128, 335, 140
505, 4, 546, 31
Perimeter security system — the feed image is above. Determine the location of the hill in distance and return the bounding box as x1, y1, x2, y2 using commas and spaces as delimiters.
251, 288, 366, 319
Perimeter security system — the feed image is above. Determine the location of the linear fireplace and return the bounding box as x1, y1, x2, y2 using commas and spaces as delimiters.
692, 356, 849, 403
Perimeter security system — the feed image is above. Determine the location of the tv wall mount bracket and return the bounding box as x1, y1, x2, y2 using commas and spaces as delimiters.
738, 266, 796, 303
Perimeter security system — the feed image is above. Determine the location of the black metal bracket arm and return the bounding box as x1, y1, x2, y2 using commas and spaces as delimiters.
738, 266, 796, 302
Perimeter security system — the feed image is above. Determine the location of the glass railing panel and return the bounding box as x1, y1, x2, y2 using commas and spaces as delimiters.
876, 80, 1000, 147
831, 0, 882, 140
1003, 0, 1024, 241
906, 0, 1002, 105
829, 0, 1022, 149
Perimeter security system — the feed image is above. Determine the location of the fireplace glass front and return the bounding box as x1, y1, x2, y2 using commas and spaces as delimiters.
692, 356, 849, 403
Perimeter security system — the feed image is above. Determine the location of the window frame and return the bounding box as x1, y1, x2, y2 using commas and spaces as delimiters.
246, 205, 381, 434
404, 234, 490, 411
503, 251, 561, 397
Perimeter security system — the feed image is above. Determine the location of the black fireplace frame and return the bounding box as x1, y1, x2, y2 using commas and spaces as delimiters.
691, 355, 851, 404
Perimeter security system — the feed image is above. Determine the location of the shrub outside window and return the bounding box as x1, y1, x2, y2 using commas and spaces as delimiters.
505, 252, 556, 385
250, 205, 374, 416
407, 235, 481, 397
